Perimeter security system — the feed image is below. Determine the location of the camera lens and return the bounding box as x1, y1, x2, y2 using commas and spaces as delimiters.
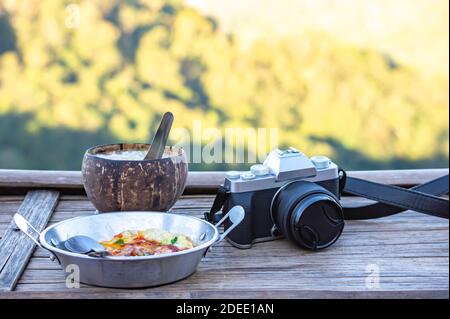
272, 181, 344, 250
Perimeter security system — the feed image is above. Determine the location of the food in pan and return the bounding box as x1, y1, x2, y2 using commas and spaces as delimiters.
100, 229, 194, 256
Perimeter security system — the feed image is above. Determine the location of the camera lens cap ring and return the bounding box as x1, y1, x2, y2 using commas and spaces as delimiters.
290, 194, 344, 250
271, 181, 344, 250
295, 225, 319, 250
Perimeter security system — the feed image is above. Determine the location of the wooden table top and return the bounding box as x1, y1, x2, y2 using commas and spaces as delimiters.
0, 190, 448, 298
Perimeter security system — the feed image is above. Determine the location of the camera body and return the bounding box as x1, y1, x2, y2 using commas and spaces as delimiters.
221, 147, 344, 250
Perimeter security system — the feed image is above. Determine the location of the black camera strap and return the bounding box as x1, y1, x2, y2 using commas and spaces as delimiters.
340, 172, 449, 220
206, 172, 449, 223
205, 185, 229, 222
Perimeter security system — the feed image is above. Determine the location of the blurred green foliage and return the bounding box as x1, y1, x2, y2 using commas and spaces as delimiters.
0, 0, 448, 170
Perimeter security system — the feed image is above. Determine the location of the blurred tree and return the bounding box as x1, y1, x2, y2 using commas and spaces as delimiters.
0, 0, 448, 170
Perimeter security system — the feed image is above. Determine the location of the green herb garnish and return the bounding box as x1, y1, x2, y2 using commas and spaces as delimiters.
115, 239, 125, 245
171, 236, 178, 245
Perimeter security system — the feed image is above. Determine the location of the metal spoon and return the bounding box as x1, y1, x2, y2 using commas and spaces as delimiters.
144, 112, 174, 160
64, 235, 110, 257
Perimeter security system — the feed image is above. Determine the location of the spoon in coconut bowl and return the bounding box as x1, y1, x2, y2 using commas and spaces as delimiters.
144, 112, 174, 160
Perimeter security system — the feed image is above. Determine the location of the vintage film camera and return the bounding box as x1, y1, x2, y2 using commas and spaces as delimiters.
208, 147, 345, 250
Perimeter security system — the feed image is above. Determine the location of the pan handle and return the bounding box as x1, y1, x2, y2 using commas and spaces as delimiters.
214, 205, 245, 243
13, 214, 61, 265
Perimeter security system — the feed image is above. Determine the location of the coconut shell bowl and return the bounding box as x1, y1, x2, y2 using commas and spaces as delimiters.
82, 143, 188, 212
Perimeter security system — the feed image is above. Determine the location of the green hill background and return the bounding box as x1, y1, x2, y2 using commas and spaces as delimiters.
0, 0, 448, 171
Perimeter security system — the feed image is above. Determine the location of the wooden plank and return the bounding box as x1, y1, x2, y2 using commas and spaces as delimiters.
1, 290, 191, 299
26, 245, 449, 270
0, 168, 448, 192
2, 286, 447, 299
0, 190, 59, 292
14, 267, 449, 292
0, 170, 82, 189
189, 290, 449, 299
53, 195, 215, 211
28, 231, 446, 259
11, 275, 449, 293
0, 201, 23, 215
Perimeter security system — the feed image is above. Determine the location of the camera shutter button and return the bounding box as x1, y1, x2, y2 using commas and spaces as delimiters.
250, 164, 269, 176
311, 156, 331, 169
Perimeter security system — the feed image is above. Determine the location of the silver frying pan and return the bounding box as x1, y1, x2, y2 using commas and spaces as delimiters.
14, 207, 244, 288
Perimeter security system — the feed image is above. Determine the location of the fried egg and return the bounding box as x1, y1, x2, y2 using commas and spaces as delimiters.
100, 228, 194, 257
